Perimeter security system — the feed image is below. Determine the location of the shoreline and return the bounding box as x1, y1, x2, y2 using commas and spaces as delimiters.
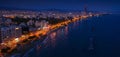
0, 14, 99, 57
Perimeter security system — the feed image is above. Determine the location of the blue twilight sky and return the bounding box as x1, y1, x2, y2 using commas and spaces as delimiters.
0, 0, 120, 12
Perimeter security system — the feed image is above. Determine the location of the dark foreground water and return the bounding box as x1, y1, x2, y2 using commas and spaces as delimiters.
24, 14, 120, 57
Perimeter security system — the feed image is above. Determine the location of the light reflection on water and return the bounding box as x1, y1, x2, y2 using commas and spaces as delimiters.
28, 26, 69, 55
43, 26, 69, 48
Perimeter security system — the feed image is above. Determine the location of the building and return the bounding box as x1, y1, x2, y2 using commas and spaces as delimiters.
0, 16, 6, 25
5, 19, 12, 26
81, 5, 88, 16
40, 20, 49, 29
27, 20, 34, 26
0, 25, 22, 43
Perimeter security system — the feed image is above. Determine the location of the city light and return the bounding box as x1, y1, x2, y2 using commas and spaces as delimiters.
15, 27, 19, 30
15, 38, 19, 42
0, 8, 102, 57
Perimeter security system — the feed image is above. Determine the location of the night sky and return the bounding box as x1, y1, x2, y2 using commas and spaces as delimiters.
0, 0, 120, 12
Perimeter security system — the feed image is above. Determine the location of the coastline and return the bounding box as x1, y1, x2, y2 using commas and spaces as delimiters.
0, 14, 101, 57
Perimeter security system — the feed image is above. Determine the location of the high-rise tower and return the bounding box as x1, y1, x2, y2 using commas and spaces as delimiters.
82, 5, 88, 15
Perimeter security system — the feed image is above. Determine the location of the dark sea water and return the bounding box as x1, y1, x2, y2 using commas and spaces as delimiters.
24, 14, 120, 57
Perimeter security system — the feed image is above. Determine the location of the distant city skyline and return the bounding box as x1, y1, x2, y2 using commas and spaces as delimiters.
0, 0, 120, 12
